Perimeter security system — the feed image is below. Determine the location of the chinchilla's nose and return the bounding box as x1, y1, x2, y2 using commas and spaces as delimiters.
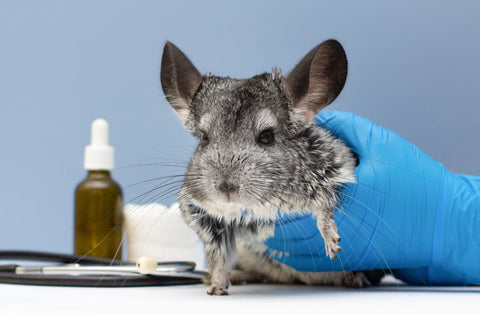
217, 181, 239, 194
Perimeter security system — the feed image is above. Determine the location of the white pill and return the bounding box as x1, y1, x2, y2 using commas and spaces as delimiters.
136, 256, 158, 275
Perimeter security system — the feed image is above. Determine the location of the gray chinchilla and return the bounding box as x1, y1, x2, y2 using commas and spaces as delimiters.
160, 40, 383, 295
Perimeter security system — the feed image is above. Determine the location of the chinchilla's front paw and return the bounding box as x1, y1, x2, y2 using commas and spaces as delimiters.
318, 219, 341, 259
207, 285, 229, 295
207, 273, 230, 295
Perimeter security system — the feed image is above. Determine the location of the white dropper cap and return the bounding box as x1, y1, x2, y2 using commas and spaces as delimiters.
84, 119, 114, 171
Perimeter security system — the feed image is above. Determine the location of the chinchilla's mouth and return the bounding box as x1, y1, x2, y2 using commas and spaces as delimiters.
186, 198, 279, 222
216, 191, 241, 204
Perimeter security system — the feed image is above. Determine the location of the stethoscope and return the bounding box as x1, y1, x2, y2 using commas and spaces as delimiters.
0, 251, 209, 287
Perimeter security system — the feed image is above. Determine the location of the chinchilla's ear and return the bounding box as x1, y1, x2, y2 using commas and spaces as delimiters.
286, 39, 347, 122
161, 41, 202, 124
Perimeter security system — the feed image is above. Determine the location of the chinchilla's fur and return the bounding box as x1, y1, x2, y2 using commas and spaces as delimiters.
160, 40, 381, 295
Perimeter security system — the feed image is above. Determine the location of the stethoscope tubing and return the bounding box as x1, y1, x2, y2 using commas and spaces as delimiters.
0, 250, 209, 287
0, 250, 124, 265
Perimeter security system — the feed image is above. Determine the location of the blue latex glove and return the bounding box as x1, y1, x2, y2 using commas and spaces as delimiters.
265, 111, 480, 285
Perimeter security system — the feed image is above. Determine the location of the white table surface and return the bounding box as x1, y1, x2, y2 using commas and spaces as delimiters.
2, 275, 480, 314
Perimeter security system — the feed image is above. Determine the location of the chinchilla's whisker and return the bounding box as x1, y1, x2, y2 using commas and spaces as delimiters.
278, 217, 324, 272
124, 180, 184, 205
335, 211, 394, 275
335, 190, 397, 237
116, 162, 188, 171
333, 191, 397, 273
122, 204, 171, 255
123, 173, 205, 205
122, 175, 186, 191
333, 175, 410, 211
331, 188, 401, 252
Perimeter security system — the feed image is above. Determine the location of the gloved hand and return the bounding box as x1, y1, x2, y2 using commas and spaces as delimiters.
265, 110, 480, 285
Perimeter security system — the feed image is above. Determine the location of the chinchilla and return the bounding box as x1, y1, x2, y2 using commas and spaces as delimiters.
160, 39, 383, 295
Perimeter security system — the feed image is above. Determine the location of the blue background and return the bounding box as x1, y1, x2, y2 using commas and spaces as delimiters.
0, 1, 479, 254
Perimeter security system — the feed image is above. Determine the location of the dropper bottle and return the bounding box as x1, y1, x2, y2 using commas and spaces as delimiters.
74, 119, 123, 259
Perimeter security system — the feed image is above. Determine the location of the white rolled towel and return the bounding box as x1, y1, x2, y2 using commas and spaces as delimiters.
123, 202, 207, 270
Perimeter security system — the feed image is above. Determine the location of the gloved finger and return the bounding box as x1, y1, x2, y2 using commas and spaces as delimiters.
269, 213, 319, 241
316, 110, 418, 161
266, 249, 355, 272
315, 110, 375, 154
264, 229, 326, 256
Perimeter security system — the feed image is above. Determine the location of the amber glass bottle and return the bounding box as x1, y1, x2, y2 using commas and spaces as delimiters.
74, 119, 123, 259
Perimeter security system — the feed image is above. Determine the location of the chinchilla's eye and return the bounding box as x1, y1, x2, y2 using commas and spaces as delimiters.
199, 131, 209, 146
257, 128, 274, 146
